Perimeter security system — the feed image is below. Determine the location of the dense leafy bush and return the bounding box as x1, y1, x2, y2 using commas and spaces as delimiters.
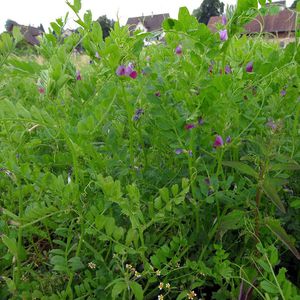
0, 1, 300, 299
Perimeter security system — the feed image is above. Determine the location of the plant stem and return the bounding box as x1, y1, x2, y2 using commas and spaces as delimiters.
121, 83, 135, 180
16, 181, 23, 285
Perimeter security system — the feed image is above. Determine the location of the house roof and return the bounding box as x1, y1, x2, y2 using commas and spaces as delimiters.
7, 22, 44, 45
208, 9, 297, 34
126, 13, 170, 32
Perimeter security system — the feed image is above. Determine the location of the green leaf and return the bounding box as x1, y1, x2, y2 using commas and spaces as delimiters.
74, 0, 81, 12
111, 281, 127, 299
222, 161, 258, 178
1, 235, 18, 257
291, 198, 300, 209
270, 163, 300, 171
177, 290, 189, 300
237, 0, 258, 14
68, 256, 84, 271
129, 281, 144, 300
51, 22, 61, 36
265, 218, 300, 260
261, 280, 278, 294
259, 0, 266, 5
219, 210, 245, 235
162, 18, 176, 30
12, 26, 23, 43
262, 179, 286, 213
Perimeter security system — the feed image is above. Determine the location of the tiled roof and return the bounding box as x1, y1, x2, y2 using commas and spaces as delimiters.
208, 9, 297, 34
126, 13, 170, 32
7, 23, 43, 45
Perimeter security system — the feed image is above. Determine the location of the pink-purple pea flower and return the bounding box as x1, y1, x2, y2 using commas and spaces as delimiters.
38, 87, 45, 94
226, 136, 231, 143
133, 108, 144, 121
76, 70, 82, 81
185, 123, 196, 130
213, 135, 224, 148
246, 61, 254, 73
222, 15, 227, 25
219, 29, 228, 41
155, 91, 161, 97
175, 148, 183, 155
225, 65, 232, 74
266, 119, 277, 130
198, 117, 204, 125
116, 63, 138, 79
116, 65, 126, 76
280, 90, 286, 96
175, 45, 183, 55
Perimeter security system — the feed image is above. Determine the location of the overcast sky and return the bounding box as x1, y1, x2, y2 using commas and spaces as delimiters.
0, 0, 294, 32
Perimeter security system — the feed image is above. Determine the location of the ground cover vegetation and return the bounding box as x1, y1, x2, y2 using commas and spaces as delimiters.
0, 0, 300, 299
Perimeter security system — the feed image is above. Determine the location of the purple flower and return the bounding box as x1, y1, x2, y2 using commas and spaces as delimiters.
185, 123, 196, 130
129, 70, 138, 79
266, 119, 277, 130
116, 64, 138, 79
198, 117, 204, 125
38, 87, 45, 94
76, 70, 82, 80
222, 15, 227, 25
204, 177, 211, 186
175, 148, 184, 155
187, 150, 193, 157
219, 29, 228, 41
213, 135, 224, 148
280, 90, 286, 96
225, 136, 231, 143
125, 65, 134, 76
133, 108, 144, 121
246, 61, 253, 73
225, 65, 232, 74
175, 45, 182, 55
116, 65, 126, 76
155, 91, 161, 97
95, 51, 101, 59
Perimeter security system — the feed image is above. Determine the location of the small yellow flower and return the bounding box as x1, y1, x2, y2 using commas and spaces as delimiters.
156, 270, 161, 276
126, 264, 133, 270
166, 283, 171, 289
158, 295, 164, 300
158, 282, 164, 290
88, 262, 96, 269
187, 290, 197, 299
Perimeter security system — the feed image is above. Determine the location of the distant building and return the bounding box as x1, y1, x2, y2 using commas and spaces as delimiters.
207, 8, 297, 42
126, 13, 170, 44
6, 21, 44, 45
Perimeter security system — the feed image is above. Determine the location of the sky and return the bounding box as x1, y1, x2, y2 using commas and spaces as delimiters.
0, 0, 294, 32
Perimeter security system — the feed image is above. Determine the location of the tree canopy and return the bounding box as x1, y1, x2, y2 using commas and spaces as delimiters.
96, 15, 115, 39
290, 0, 299, 9
193, 0, 225, 25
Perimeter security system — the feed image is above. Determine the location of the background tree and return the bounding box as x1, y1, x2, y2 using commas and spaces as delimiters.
96, 15, 115, 39
193, 0, 225, 25
290, 0, 299, 9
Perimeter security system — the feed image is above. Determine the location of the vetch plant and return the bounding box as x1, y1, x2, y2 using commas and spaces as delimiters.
0, 1, 299, 299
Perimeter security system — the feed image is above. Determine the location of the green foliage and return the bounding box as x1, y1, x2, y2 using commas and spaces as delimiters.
193, 0, 225, 24
96, 15, 115, 39
0, 3, 300, 300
